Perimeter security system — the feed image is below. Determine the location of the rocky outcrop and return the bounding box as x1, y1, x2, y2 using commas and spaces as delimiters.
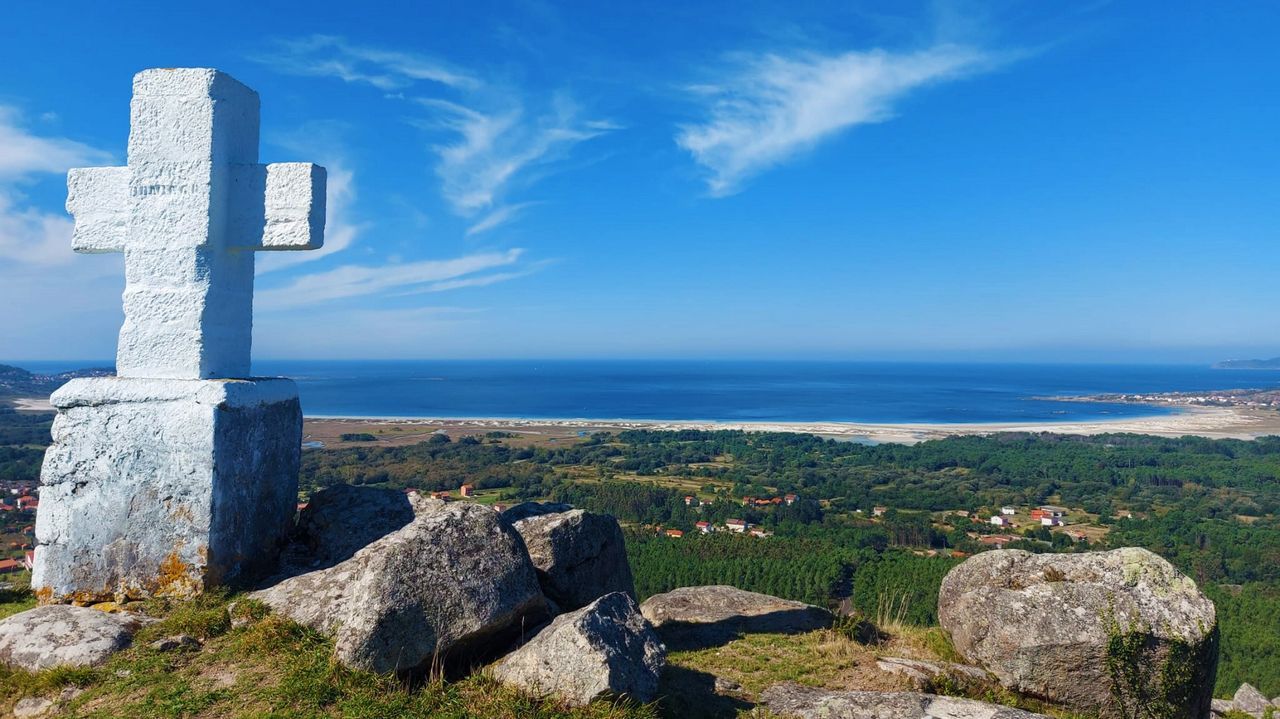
254, 501, 547, 674
640, 585, 832, 649
760, 682, 1051, 718
492, 592, 664, 706
509, 507, 635, 611
0, 605, 146, 671
1210, 683, 1280, 718
875, 656, 992, 691
501, 501, 573, 524
293, 484, 423, 566
938, 547, 1218, 719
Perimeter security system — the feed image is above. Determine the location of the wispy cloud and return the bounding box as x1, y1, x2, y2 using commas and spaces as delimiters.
0, 107, 113, 266
678, 45, 999, 196
257, 248, 530, 309
465, 201, 537, 237
420, 95, 616, 219
255, 35, 614, 236
254, 35, 477, 91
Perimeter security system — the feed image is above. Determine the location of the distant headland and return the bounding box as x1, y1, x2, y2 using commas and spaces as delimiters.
1213, 357, 1280, 370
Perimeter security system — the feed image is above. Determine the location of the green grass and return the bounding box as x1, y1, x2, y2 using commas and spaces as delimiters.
1, 591, 658, 719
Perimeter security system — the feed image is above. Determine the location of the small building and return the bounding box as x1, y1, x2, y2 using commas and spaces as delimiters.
459, 484, 475, 498
296, 502, 308, 513
0, 559, 21, 574
16, 495, 37, 511
1040, 516, 1062, 527
741, 497, 754, 507
990, 515, 1010, 527
684, 495, 695, 506
1065, 530, 1088, 542
665, 529, 684, 538
980, 535, 1015, 549
695, 521, 711, 534
430, 491, 451, 500
749, 528, 771, 538
872, 506, 888, 517
725, 518, 748, 533
1001, 506, 1016, 516
784, 494, 797, 505
0, 503, 13, 512
1039, 505, 1068, 518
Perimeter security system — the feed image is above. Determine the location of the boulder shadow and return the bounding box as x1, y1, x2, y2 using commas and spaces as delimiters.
657, 665, 753, 719
655, 607, 834, 652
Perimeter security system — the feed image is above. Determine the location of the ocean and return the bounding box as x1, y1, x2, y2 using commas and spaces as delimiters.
15, 360, 1280, 424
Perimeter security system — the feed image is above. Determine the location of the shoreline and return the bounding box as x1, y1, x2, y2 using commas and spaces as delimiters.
304, 405, 1280, 445
13, 397, 1280, 444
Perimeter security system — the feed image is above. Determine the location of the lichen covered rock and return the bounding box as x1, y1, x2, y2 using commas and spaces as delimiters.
294, 484, 421, 565
938, 547, 1218, 718
254, 501, 547, 674
493, 592, 664, 706
509, 507, 635, 611
0, 605, 145, 671
760, 682, 1050, 718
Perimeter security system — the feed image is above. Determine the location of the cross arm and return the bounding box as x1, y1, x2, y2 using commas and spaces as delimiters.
231, 163, 326, 251
66, 167, 129, 253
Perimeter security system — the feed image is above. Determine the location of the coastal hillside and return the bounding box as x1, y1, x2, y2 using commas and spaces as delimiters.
0, 365, 112, 402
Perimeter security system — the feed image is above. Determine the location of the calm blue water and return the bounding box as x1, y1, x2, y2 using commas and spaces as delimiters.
15, 360, 1280, 424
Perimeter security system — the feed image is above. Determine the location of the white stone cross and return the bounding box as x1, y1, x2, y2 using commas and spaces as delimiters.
65, 68, 325, 380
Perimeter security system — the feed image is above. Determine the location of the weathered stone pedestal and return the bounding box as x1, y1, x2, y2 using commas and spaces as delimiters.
32, 377, 302, 603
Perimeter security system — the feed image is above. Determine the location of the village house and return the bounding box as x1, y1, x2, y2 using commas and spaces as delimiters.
784, 494, 797, 505
664, 529, 684, 538
749, 528, 771, 538
1001, 506, 1017, 515
15, 496, 37, 511
1040, 516, 1062, 527
1038, 505, 1068, 518
459, 484, 475, 498
980, 535, 1016, 549
684, 495, 695, 506
725, 518, 748, 533
872, 506, 888, 517
990, 515, 1011, 527
695, 521, 711, 534
0, 559, 21, 574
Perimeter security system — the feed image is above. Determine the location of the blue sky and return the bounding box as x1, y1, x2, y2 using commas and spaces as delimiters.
1, 1, 1277, 363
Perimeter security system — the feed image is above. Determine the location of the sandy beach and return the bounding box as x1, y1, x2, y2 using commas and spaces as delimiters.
8, 397, 53, 411
304, 405, 1280, 446
14, 395, 1279, 445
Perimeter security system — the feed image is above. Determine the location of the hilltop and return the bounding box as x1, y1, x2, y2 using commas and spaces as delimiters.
0, 365, 113, 402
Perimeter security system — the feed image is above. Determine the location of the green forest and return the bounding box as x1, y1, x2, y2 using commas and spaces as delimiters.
3, 411, 1279, 695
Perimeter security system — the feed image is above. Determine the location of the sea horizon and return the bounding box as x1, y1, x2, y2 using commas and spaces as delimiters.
10, 359, 1280, 426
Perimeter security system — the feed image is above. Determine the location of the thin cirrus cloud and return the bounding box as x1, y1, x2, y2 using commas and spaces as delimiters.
677, 44, 1001, 196
253, 35, 477, 91
416, 96, 617, 231
256, 248, 528, 310
0, 106, 114, 266
255, 35, 615, 237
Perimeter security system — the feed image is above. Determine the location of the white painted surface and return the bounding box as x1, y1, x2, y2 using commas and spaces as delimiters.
64, 68, 326, 380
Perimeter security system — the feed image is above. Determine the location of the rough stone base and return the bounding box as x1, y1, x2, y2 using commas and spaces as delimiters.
32, 377, 302, 603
